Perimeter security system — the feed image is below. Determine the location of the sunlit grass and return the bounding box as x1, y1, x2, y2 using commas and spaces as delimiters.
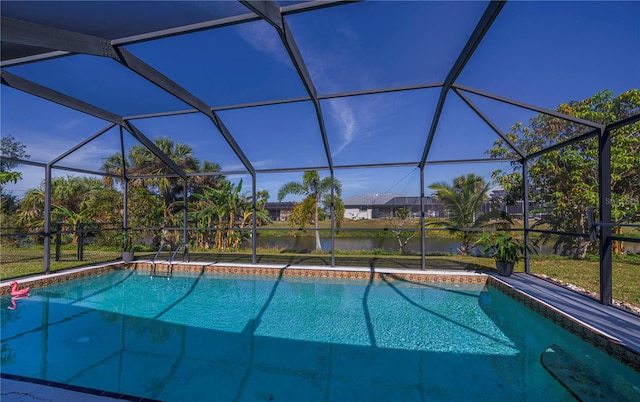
0, 246, 120, 280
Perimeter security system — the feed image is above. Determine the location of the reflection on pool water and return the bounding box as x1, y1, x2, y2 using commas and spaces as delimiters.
2, 270, 638, 401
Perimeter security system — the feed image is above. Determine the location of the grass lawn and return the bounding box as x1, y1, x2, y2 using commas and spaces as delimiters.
0, 246, 120, 280
528, 255, 640, 307
2, 246, 638, 309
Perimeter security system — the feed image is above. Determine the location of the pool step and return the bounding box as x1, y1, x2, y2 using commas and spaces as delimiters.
151, 266, 172, 278
540, 344, 637, 401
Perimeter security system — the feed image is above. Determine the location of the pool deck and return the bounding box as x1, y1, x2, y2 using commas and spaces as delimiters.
1, 264, 639, 401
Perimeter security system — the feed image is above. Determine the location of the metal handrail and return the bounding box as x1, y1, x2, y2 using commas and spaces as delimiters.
151, 242, 172, 277
166, 243, 189, 277
170, 243, 189, 264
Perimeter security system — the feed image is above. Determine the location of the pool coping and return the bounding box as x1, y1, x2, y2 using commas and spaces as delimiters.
2, 260, 639, 375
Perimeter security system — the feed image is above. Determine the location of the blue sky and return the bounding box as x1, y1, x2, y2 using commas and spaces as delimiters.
1, 0, 639, 202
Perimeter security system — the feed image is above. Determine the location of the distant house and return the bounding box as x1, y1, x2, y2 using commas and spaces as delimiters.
482, 186, 547, 218
342, 188, 540, 221
343, 194, 446, 220
343, 194, 398, 220
264, 202, 296, 222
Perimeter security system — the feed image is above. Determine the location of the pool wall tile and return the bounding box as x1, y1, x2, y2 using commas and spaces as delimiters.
0, 264, 120, 296
487, 276, 640, 372
128, 262, 489, 285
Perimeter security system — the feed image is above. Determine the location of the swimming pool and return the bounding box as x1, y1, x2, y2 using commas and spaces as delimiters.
2, 268, 639, 401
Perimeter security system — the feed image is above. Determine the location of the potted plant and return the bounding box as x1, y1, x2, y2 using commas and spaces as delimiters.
475, 231, 533, 277
121, 229, 134, 262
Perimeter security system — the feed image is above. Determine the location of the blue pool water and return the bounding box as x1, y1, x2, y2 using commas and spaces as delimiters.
2, 269, 639, 401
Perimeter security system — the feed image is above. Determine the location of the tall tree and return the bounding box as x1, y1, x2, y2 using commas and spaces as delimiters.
489, 89, 640, 257
428, 173, 490, 255
102, 137, 226, 223
16, 176, 120, 242
0, 135, 29, 184
1, 135, 30, 228
277, 171, 342, 252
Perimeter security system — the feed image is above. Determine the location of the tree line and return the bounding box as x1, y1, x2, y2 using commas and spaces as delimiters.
1, 89, 638, 256
0, 135, 345, 252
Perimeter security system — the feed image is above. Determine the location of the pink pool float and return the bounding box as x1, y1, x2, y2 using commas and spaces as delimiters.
10, 281, 30, 297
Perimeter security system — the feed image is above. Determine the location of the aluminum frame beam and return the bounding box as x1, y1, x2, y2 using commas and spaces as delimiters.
49, 124, 116, 166
1, 50, 71, 68
240, 0, 334, 169
1, 70, 124, 125
607, 113, 640, 131
318, 82, 444, 101
599, 128, 613, 305
1, 2, 351, 67
522, 160, 531, 273
0, 72, 186, 180
419, 1, 506, 169
0, 156, 46, 168
453, 88, 525, 159
112, 45, 256, 176
454, 84, 605, 130
1, 16, 118, 58
43, 165, 52, 274
118, 127, 128, 179
48, 165, 122, 178
2, 15, 254, 177
127, 81, 444, 119
123, 121, 188, 180
526, 128, 599, 160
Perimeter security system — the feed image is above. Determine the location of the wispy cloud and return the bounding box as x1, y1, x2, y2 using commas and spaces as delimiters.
327, 95, 390, 158
295, 20, 381, 94
223, 158, 276, 173
236, 21, 292, 66
59, 119, 81, 131
329, 99, 356, 156
283, 18, 389, 158
54, 140, 119, 171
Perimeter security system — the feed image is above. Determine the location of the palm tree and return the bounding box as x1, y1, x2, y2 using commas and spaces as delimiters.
17, 188, 45, 229
277, 171, 341, 252
17, 176, 117, 243
102, 136, 201, 220
428, 173, 490, 255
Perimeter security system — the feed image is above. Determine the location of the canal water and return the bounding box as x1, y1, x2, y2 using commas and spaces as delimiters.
252, 235, 464, 254
249, 235, 640, 255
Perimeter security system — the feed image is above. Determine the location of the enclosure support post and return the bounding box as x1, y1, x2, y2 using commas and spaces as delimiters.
120, 126, 129, 254
420, 167, 426, 270
330, 170, 336, 267
598, 128, 613, 305
55, 222, 61, 261
522, 159, 530, 274
252, 175, 257, 264
43, 164, 51, 274
183, 177, 188, 246
77, 223, 84, 261
123, 179, 128, 231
